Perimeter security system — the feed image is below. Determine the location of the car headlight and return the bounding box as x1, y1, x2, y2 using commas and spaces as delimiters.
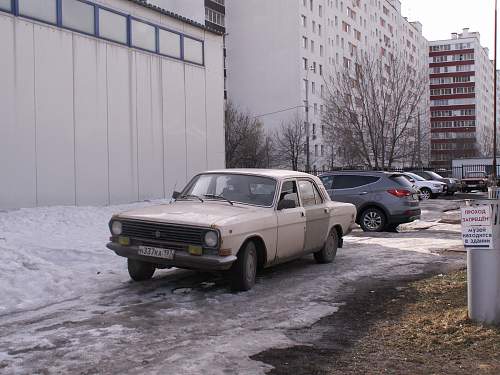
433, 184, 441, 188
204, 231, 219, 247
111, 221, 122, 235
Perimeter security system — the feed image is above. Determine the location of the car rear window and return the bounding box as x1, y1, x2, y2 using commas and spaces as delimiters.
390, 175, 414, 188
333, 175, 379, 189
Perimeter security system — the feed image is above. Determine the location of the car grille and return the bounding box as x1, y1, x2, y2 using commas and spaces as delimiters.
121, 220, 205, 246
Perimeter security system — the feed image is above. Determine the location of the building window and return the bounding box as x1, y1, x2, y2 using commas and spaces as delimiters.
0, 0, 12, 12
312, 81, 316, 94
184, 37, 204, 65
131, 19, 156, 52
205, 8, 225, 27
303, 36, 308, 49
319, 5, 323, 16
301, 14, 307, 27
18, 0, 57, 24
303, 57, 308, 70
311, 40, 315, 52
99, 8, 127, 44
312, 20, 316, 33
159, 29, 181, 58
62, 0, 95, 35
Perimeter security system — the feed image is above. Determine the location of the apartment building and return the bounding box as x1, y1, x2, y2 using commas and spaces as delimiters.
429, 29, 494, 169
226, 0, 428, 170
0, 0, 224, 209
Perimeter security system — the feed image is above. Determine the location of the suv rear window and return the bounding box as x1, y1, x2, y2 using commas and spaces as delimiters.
320, 175, 381, 189
390, 175, 414, 188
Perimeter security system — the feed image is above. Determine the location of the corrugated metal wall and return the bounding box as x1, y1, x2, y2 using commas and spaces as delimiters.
0, 15, 225, 209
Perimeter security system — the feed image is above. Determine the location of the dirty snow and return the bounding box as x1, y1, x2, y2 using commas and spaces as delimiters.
0, 199, 466, 374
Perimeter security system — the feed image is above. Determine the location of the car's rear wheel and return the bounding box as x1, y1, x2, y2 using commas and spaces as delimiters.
420, 187, 432, 200
127, 259, 156, 281
314, 229, 338, 264
230, 241, 257, 292
359, 207, 386, 232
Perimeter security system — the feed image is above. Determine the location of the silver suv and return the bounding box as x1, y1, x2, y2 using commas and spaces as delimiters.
319, 171, 421, 232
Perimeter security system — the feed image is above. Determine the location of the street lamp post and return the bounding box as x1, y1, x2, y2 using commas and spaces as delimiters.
494, 0, 498, 183
305, 65, 315, 173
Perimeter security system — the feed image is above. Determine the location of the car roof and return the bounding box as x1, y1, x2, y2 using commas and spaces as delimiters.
319, 170, 403, 177
202, 169, 317, 180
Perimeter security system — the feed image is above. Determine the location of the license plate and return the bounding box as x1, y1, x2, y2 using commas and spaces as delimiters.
138, 246, 175, 260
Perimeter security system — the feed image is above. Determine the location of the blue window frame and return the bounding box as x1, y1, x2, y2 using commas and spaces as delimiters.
98, 7, 127, 45
61, 0, 95, 36
184, 36, 204, 65
158, 27, 182, 59
0, 0, 12, 13
130, 18, 156, 53
8, 0, 205, 66
18, 0, 57, 25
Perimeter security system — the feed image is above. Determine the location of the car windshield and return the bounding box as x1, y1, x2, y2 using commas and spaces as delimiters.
406, 172, 425, 181
426, 171, 443, 179
182, 173, 277, 207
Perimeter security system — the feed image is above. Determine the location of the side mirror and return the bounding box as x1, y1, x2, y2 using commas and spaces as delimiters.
277, 199, 296, 210
172, 191, 181, 199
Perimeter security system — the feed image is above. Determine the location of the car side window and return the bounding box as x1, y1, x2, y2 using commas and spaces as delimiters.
332, 175, 379, 189
279, 180, 299, 206
298, 180, 321, 207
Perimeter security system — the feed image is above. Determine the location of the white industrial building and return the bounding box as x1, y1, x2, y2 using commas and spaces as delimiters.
226, 0, 429, 171
0, 0, 225, 210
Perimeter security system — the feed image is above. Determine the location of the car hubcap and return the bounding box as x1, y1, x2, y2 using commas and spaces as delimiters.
421, 190, 430, 200
364, 211, 382, 230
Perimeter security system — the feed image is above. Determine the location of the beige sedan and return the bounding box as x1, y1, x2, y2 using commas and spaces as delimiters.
107, 169, 356, 291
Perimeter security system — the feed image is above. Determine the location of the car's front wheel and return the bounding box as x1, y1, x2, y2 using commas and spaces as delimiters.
230, 241, 257, 292
128, 259, 156, 281
420, 187, 432, 200
359, 207, 386, 232
314, 229, 338, 264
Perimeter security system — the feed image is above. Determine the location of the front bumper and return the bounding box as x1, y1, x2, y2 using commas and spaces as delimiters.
107, 242, 237, 271
388, 209, 421, 224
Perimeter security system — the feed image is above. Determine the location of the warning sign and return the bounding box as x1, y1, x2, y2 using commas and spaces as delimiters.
461, 205, 493, 249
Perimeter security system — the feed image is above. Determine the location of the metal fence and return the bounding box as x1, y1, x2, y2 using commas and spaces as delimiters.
299, 164, 500, 180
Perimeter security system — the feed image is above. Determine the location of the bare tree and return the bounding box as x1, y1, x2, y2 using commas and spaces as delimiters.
273, 115, 307, 170
225, 101, 272, 168
322, 53, 428, 169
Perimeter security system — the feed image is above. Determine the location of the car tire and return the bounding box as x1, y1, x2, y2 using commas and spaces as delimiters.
230, 241, 257, 292
420, 188, 432, 200
314, 229, 338, 264
127, 259, 155, 281
385, 223, 399, 232
359, 207, 386, 232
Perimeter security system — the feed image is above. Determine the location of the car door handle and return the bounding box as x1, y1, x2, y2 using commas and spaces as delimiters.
301, 212, 305, 217
324, 208, 330, 214
358, 192, 368, 195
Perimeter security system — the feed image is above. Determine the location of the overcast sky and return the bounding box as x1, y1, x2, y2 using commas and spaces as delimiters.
401, 0, 494, 60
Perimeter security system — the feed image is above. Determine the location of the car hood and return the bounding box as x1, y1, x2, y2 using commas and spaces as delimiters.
114, 201, 265, 227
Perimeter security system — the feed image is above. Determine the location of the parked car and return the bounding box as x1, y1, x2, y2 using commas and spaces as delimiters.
411, 170, 459, 195
460, 171, 489, 192
402, 172, 447, 200
107, 169, 356, 291
319, 171, 421, 232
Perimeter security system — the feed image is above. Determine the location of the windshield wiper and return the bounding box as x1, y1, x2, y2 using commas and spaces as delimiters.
203, 194, 234, 205
179, 194, 204, 202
